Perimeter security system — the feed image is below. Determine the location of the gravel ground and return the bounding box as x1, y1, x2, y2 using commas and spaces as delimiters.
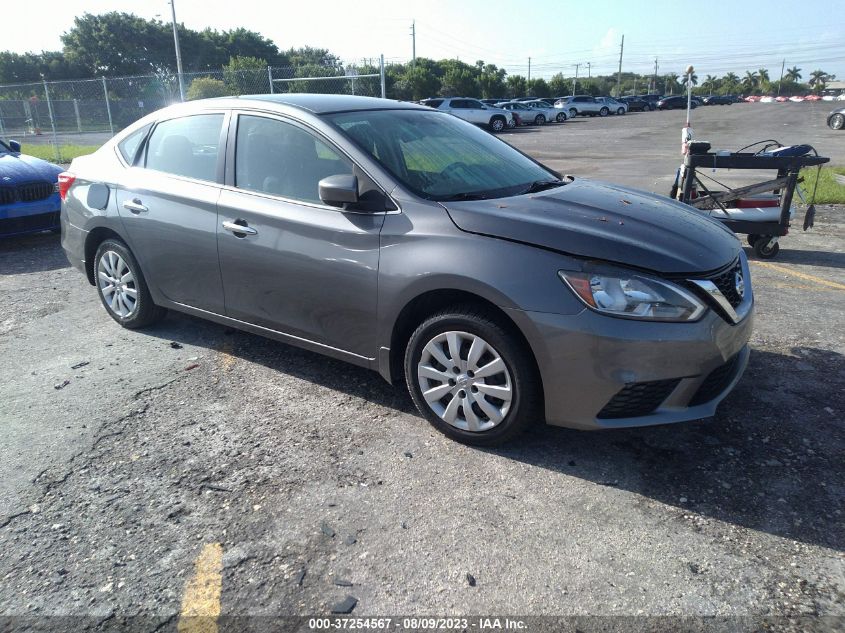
0, 102, 843, 632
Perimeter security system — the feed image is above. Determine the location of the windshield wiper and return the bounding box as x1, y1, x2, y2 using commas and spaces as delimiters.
520, 179, 566, 195
440, 191, 491, 201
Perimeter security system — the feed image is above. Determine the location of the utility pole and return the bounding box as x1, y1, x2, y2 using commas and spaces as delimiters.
528, 57, 531, 83
586, 61, 591, 79
572, 63, 580, 96
169, 0, 185, 101
652, 57, 658, 94
411, 20, 416, 69
615, 34, 624, 98
777, 58, 785, 96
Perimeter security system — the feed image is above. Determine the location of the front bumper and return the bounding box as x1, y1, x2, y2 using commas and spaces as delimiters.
0, 195, 60, 237
507, 303, 754, 430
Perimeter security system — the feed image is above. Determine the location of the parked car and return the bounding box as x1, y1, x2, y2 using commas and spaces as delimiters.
524, 99, 566, 123
828, 107, 845, 130
555, 95, 613, 117
702, 95, 733, 105
636, 94, 662, 111
0, 138, 63, 238
595, 97, 628, 115
60, 94, 754, 445
657, 96, 696, 110
420, 97, 513, 132
620, 96, 649, 111
480, 98, 506, 106
497, 101, 553, 125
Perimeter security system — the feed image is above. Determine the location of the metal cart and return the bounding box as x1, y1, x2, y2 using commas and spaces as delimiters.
672, 146, 830, 259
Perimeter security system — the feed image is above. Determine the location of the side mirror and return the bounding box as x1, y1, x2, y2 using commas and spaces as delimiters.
319, 174, 359, 208
8, 140, 21, 152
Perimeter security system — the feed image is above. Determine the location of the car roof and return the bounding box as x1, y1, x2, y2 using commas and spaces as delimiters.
186, 93, 429, 114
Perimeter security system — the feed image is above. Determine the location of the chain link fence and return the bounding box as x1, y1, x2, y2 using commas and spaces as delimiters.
0, 58, 386, 162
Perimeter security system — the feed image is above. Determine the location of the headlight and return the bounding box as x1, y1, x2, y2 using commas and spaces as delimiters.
559, 269, 705, 322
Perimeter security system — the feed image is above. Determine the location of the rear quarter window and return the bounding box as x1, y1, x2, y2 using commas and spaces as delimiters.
117, 124, 152, 165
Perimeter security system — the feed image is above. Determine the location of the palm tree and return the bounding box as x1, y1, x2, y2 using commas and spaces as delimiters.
664, 72, 680, 95
809, 69, 830, 93
722, 72, 740, 93
785, 66, 802, 82
704, 74, 718, 95
757, 68, 770, 87
742, 70, 759, 91
682, 71, 698, 88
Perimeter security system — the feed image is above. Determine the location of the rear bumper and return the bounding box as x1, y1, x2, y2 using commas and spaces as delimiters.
507, 304, 754, 430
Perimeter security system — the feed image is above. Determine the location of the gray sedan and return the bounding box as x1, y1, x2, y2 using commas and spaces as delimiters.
60, 95, 752, 445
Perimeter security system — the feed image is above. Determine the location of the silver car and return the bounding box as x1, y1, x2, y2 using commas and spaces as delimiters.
523, 99, 567, 123
419, 97, 513, 132
60, 95, 753, 446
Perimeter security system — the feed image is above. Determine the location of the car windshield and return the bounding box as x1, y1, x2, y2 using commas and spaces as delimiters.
326, 109, 558, 201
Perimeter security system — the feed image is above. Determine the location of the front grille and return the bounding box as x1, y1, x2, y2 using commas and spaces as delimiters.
597, 378, 681, 419
689, 355, 739, 406
0, 211, 60, 236
0, 181, 55, 205
709, 259, 743, 308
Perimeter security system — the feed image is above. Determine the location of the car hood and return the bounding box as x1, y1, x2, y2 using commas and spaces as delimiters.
442, 178, 740, 275
0, 152, 63, 183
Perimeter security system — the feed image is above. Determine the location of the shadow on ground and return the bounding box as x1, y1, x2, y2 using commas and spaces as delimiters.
148, 310, 845, 553
0, 233, 68, 275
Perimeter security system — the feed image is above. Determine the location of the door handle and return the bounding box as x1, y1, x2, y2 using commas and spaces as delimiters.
222, 220, 258, 237
122, 198, 148, 214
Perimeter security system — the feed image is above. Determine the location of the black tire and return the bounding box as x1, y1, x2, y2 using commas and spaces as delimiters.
94, 238, 165, 329
489, 116, 506, 132
534, 114, 546, 125
830, 113, 845, 130
599, 107, 609, 117
747, 234, 761, 247
648, 103, 656, 111
569, 108, 578, 119
753, 237, 780, 259
404, 306, 542, 446
556, 112, 566, 122
617, 107, 625, 115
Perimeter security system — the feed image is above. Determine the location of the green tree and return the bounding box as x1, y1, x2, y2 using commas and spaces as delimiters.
505, 74, 527, 98
223, 55, 268, 95
526, 77, 550, 97
477, 64, 506, 99
438, 60, 479, 97
548, 73, 567, 97
757, 68, 770, 90
703, 74, 718, 95
681, 71, 698, 88
785, 66, 802, 82
809, 69, 831, 93
742, 70, 759, 92
664, 72, 680, 95
186, 77, 229, 100
721, 72, 740, 94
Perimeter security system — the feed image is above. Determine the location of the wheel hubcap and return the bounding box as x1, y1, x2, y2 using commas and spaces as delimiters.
97, 251, 137, 317
417, 331, 513, 433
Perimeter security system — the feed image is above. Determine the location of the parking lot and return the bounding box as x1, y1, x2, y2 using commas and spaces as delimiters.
1, 102, 843, 630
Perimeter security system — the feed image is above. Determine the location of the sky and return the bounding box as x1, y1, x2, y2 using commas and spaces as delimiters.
5, 0, 844, 81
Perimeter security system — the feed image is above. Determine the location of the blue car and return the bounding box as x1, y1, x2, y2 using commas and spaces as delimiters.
1, 139, 63, 237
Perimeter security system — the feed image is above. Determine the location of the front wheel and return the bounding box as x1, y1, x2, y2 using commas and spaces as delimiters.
556, 112, 567, 122
830, 113, 845, 130
753, 237, 780, 259
404, 307, 541, 446
94, 239, 165, 328
617, 107, 625, 115
599, 107, 609, 117
648, 103, 656, 111
569, 108, 578, 119
534, 114, 546, 125
489, 116, 506, 132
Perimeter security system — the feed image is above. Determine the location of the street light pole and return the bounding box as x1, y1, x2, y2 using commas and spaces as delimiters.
169, 0, 186, 101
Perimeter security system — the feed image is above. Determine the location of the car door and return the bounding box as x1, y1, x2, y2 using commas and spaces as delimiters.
465, 99, 488, 124
216, 112, 386, 359
115, 111, 228, 314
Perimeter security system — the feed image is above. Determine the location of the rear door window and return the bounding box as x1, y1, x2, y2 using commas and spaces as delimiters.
145, 114, 225, 182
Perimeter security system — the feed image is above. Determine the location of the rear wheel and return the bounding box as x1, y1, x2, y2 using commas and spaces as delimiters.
534, 114, 546, 125
616, 107, 625, 115
648, 103, 656, 111
569, 108, 578, 118
404, 307, 541, 446
94, 238, 165, 329
556, 112, 567, 122
747, 234, 761, 247
830, 113, 845, 130
599, 107, 609, 117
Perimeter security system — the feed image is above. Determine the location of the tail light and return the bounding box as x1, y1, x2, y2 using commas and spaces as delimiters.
57, 172, 76, 201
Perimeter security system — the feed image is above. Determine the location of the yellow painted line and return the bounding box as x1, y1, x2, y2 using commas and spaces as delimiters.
751, 260, 845, 291
177, 543, 223, 633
